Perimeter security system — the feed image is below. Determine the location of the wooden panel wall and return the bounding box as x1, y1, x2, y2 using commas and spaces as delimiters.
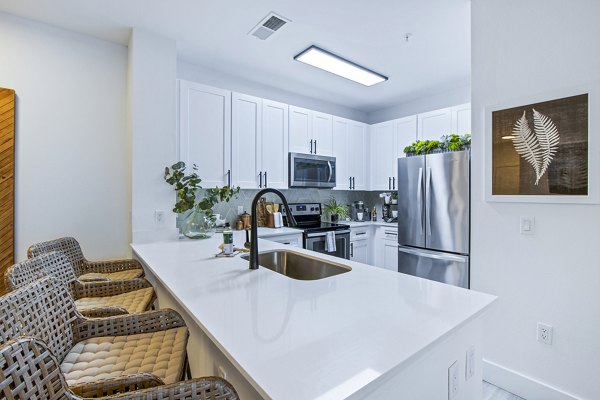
0, 88, 15, 295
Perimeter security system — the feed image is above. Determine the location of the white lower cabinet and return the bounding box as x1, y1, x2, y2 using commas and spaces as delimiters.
374, 227, 398, 271
350, 227, 370, 264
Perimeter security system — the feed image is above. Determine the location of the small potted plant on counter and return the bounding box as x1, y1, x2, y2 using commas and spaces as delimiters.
164, 161, 240, 239
323, 197, 348, 223
391, 191, 398, 204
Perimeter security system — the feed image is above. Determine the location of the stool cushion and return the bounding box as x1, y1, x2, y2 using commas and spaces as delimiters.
78, 270, 143, 282
75, 287, 154, 314
61, 327, 187, 386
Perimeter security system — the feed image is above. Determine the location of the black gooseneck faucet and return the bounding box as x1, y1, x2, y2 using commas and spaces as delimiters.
249, 188, 297, 270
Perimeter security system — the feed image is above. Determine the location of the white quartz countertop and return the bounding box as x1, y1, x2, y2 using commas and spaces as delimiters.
132, 233, 495, 400
253, 226, 302, 237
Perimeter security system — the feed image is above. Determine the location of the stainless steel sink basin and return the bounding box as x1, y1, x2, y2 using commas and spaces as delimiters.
241, 250, 351, 280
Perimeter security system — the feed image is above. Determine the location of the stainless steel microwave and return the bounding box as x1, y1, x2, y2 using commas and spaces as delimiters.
289, 153, 336, 188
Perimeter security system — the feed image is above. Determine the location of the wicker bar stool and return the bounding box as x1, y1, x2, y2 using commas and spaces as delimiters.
5, 251, 156, 317
0, 276, 197, 397
0, 337, 238, 399
28, 237, 145, 282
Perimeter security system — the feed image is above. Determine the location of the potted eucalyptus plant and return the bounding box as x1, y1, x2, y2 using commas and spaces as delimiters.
164, 162, 239, 239
323, 197, 349, 223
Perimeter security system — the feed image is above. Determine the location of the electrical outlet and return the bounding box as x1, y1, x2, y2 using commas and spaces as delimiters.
237, 206, 244, 215
537, 322, 553, 345
465, 346, 475, 380
154, 210, 165, 225
448, 361, 459, 399
520, 216, 535, 235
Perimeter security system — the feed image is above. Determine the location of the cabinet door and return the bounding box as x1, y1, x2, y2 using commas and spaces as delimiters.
418, 107, 452, 141
392, 116, 417, 190
350, 240, 368, 264
348, 121, 368, 190
289, 106, 312, 154
262, 100, 289, 189
451, 103, 471, 135
370, 122, 395, 190
312, 111, 333, 156
179, 81, 231, 187
332, 117, 350, 190
383, 241, 398, 272
232, 93, 261, 189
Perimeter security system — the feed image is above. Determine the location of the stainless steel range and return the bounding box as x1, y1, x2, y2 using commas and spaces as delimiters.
282, 202, 350, 260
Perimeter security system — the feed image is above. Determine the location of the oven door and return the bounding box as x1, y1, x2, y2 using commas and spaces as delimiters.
289, 152, 336, 188
305, 230, 350, 259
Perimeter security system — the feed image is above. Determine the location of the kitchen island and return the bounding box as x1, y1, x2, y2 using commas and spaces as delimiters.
132, 230, 496, 400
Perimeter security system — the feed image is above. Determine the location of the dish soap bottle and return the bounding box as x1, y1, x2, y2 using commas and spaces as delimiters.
223, 223, 234, 255
372, 206, 377, 222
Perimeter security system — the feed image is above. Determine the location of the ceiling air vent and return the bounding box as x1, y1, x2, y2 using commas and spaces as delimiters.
249, 12, 290, 40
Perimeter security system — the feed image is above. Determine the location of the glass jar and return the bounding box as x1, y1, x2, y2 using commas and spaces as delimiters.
182, 209, 216, 239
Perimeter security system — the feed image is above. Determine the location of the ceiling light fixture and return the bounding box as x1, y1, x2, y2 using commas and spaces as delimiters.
294, 46, 388, 87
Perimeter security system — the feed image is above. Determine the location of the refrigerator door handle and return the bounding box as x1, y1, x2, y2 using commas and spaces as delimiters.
426, 167, 432, 236
417, 167, 424, 235
397, 245, 467, 263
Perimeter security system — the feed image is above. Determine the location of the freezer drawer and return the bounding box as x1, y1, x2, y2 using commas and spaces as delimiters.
397, 246, 469, 288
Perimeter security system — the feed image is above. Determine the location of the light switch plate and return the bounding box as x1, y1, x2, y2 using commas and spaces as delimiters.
520, 216, 535, 235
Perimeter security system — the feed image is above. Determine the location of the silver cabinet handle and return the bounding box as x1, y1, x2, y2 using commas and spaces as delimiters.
227, 169, 231, 188
393, 177, 396, 190
350, 242, 354, 258
310, 139, 313, 154
388, 177, 392, 190
259, 171, 263, 188
417, 168, 423, 235
349, 177, 352, 189
352, 177, 355, 190
264, 171, 268, 188
314, 140, 317, 154
426, 167, 432, 235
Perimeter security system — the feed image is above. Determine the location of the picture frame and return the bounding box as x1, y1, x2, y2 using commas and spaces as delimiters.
485, 82, 599, 204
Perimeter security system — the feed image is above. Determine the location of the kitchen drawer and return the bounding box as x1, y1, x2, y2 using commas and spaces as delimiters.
265, 233, 302, 248
351, 227, 370, 241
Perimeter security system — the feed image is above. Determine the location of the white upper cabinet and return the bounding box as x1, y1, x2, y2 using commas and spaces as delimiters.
232, 92, 262, 189
370, 116, 417, 191
418, 107, 453, 141
232, 94, 289, 189
451, 103, 471, 134
288, 106, 333, 156
333, 117, 368, 190
311, 111, 333, 156
261, 99, 289, 189
332, 117, 350, 190
347, 121, 368, 190
370, 121, 395, 191
289, 106, 312, 154
179, 80, 231, 187
394, 115, 418, 159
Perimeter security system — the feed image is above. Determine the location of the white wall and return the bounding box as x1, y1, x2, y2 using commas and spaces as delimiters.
0, 12, 129, 261
471, 1, 600, 399
367, 81, 471, 124
178, 60, 368, 123
129, 28, 178, 242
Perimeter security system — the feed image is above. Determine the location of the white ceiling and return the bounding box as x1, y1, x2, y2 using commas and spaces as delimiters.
0, 0, 471, 113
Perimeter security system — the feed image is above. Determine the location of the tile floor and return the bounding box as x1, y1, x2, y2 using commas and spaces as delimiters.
483, 381, 525, 400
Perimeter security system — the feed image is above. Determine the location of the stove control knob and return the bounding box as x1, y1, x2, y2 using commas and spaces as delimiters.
310, 207, 315, 211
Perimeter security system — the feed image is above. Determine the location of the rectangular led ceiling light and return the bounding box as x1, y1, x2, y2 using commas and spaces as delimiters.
294, 46, 388, 87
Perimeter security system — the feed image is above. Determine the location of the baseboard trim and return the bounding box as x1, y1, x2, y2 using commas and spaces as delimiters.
483, 360, 580, 400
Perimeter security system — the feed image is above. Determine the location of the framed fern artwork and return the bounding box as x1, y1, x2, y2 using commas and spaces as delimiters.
485, 83, 599, 203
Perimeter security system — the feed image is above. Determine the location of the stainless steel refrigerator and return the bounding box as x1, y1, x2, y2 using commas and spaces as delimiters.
397, 150, 470, 288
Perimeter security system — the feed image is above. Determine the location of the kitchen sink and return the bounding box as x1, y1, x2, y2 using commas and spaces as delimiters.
241, 250, 351, 280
